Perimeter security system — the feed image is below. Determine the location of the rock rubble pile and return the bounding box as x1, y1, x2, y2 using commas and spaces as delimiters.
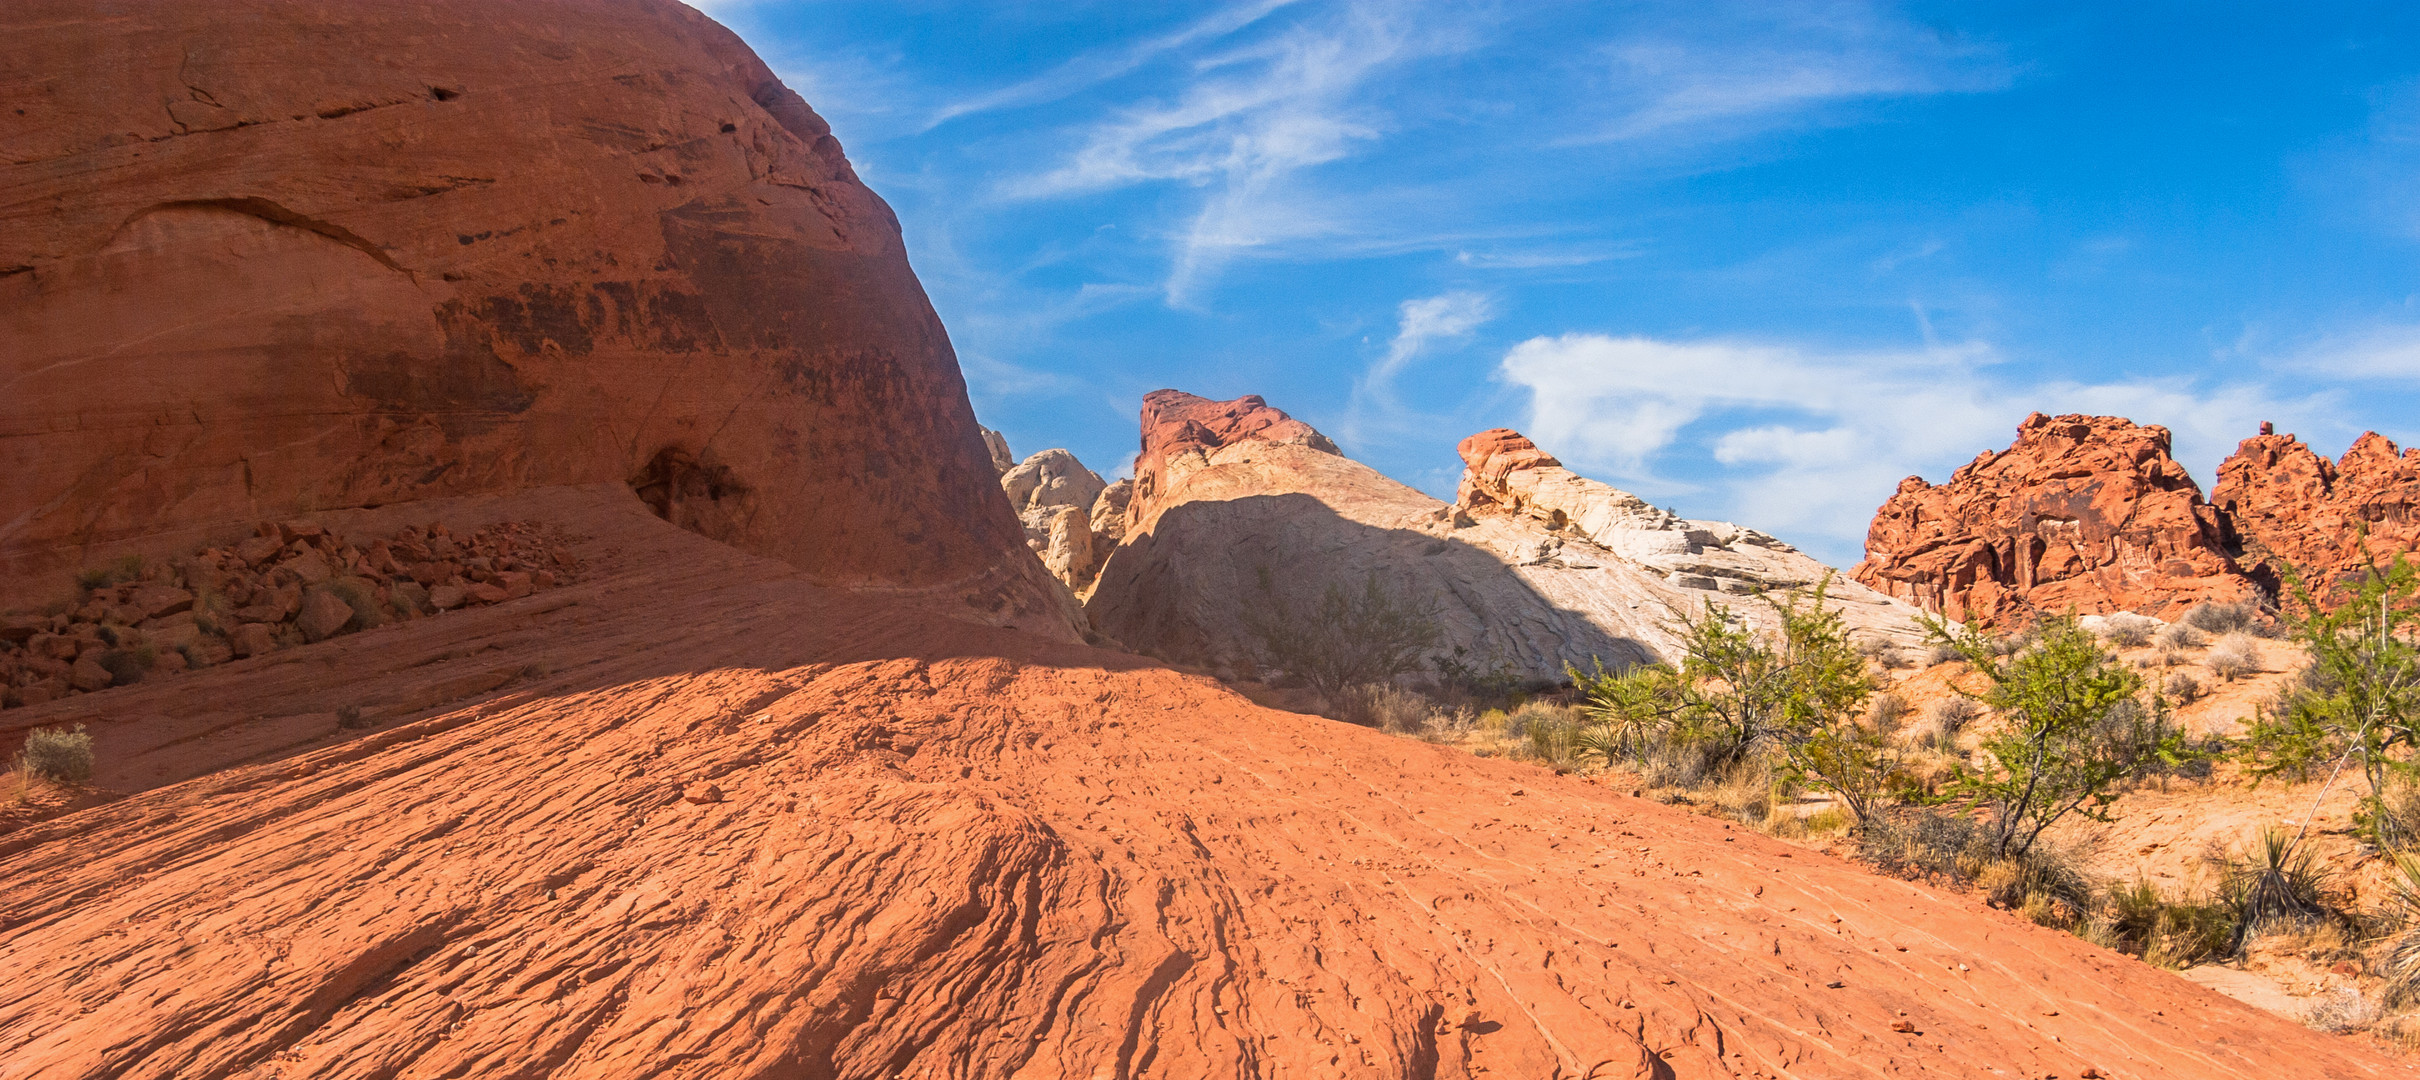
1, 520, 576, 708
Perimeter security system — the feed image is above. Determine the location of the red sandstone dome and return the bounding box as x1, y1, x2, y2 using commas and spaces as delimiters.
0, 0, 1069, 634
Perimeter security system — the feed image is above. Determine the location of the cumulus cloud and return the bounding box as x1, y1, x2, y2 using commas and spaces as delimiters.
1497, 333, 2334, 564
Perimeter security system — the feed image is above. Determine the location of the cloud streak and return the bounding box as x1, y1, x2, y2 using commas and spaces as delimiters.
925, 0, 1309, 130
1577, 4, 2009, 145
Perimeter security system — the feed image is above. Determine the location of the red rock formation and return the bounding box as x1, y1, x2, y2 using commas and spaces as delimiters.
1854, 413, 2255, 625
0, 0, 1066, 634
2213, 428, 2420, 592
1123, 390, 1340, 533
1454, 428, 1565, 512
0, 488, 2395, 1078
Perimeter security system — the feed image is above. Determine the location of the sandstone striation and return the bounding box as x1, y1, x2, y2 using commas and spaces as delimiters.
0, 485, 2390, 1079
1088, 392, 1925, 681
2213, 427, 2420, 593
1855, 413, 2256, 626
0, 0, 1070, 637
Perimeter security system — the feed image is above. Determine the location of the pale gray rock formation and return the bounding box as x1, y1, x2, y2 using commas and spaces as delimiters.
980, 427, 1016, 475
1090, 479, 1133, 552
1086, 392, 1928, 683
1000, 448, 1112, 593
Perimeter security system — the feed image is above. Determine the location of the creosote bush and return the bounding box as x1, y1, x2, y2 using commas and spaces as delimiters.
17, 723, 95, 783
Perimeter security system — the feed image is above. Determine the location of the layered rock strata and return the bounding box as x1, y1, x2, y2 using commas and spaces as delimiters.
0, 0, 1070, 637
2213, 428, 2420, 593
1088, 392, 1924, 680
1854, 413, 2256, 625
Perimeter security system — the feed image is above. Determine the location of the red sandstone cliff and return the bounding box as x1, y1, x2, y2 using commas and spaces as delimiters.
1853, 413, 2256, 625
0, 0, 1068, 634
2213, 428, 2420, 593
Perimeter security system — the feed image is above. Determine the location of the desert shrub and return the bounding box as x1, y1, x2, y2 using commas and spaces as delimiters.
2304, 988, 2383, 1034
1430, 646, 1526, 705
1245, 570, 1441, 702
96, 645, 155, 686
1867, 691, 1913, 736
2240, 556, 2420, 847
2163, 670, 2203, 704
2098, 613, 2159, 648
2101, 878, 2237, 968
1859, 809, 2089, 915
1927, 614, 2189, 857
1922, 643, 1964, 667
17, 724, 94, 783
325, 576, 386, 631
2206, 633, 2260, 681
1332, 683, 1437, 731
73, 554, 145, 591
1576, 580, 1895, 825
2184, 599, 2262, 636
1855, 636, 1912, 669
2156, 622, 2205, 651
1504, 703, 1588, 768
1932, 695, 1984, 734
2380, 853, 2420, 1006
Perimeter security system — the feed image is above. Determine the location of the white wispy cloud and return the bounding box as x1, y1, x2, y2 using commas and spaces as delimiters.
1372, 291, 1494, 387
925, 0, 1309, 130
1001, 3, 1475, 304
2283, 321, 2420, 381
1578, 4, 2009, 145
1497, 333, 2336, 564
1332, 290, 1496, 444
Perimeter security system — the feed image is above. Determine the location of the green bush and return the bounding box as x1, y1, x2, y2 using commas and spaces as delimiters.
1929, 614, 2189, 858
1244, 569, 1440, 702
2240, 555, 2420, 847
18, 724, 94, 783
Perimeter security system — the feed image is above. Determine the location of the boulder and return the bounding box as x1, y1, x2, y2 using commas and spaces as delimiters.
2212, 428, 2420, 594
69, 653, 112, 692
0, 0, 1071, 639
228, 622, 276, 659
1087, 392, 1925, 681
296, 588, 356, 643
1853, 413, 2256, 626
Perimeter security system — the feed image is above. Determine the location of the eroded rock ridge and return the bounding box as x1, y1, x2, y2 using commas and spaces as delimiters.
1856, 414, 2420, 625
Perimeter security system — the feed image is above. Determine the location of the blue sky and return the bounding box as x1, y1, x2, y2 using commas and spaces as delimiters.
693, 1, 2420, 565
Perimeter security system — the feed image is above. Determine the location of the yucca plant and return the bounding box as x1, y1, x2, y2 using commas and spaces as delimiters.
2222, 826, 2330, 951
2380, 852, 2420, 1006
